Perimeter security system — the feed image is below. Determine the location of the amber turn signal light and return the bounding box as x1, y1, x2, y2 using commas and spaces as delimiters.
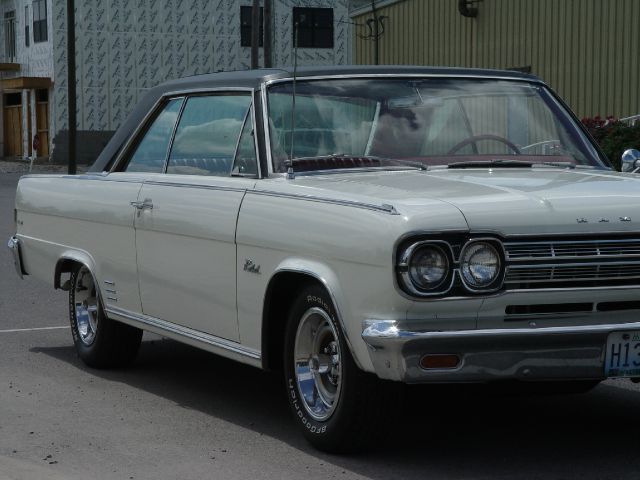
420, 354, 460, 369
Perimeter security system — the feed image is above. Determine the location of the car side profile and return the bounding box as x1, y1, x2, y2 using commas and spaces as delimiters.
9, 66, 640, 452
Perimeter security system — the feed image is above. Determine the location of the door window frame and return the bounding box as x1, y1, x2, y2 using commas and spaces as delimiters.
111, 88, 262, 179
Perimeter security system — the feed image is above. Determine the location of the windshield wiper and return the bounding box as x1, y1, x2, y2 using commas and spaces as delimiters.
286, 154, 427, 171
447, 159, 534, 169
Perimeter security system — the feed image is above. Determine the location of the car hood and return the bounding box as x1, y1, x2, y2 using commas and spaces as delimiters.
278, 168, 640, 235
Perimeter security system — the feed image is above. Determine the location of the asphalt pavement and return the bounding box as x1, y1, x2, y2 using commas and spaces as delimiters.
2, 171, 640, 479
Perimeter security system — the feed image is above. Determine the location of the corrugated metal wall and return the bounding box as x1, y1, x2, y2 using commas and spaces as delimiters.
353, 0, 640, 118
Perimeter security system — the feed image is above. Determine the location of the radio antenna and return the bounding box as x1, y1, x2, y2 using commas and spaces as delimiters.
287, 21, 299, 180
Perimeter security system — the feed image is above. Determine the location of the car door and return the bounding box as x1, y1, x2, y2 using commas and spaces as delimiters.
133, 92, 258, 342
97, 96, 185, 314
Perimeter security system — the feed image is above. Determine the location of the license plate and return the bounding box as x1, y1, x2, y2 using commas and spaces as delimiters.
604, 331, 640, 377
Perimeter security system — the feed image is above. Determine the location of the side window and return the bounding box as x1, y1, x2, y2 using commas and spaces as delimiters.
124, 98, 183, 173
232, 111, 258, 176
167, 94, 252, 176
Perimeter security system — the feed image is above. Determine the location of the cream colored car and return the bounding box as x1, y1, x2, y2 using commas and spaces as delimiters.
9, 66, 640, 452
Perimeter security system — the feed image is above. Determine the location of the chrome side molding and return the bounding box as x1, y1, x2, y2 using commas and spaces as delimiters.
105, 306, 261, 361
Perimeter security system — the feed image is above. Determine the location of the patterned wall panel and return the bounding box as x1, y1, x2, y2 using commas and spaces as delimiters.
49, 0, 350, 135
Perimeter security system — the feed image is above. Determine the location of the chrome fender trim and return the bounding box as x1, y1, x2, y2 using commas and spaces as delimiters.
7, 235, 26, 278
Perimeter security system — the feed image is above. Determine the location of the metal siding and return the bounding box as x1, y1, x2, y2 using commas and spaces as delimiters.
353, 0, 640, 118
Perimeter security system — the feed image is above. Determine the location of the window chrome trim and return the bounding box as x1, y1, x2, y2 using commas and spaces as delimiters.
261, 74, 547, 175
143, 180, 249, 194
260, 82, 275, 175
262, 73, 547, 87
105, 305, 261, 360
110, 87, 257, 174
162, 96, 187, 173
230, 102, 258, 177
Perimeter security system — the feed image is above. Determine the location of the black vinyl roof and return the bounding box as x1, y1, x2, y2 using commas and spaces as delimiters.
155, 64, 538, 91
90, 65, 540, 172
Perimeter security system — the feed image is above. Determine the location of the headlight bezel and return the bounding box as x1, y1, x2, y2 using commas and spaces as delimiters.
395, 235, 506, 298
397, 240, 455, 296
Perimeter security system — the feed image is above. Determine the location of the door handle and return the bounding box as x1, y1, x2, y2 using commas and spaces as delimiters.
130, 198, 153, 211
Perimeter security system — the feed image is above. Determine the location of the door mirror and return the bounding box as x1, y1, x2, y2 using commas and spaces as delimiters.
621, 149, 640, 172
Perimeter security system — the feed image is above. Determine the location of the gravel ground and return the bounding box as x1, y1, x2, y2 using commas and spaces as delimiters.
0, 160, 88, 174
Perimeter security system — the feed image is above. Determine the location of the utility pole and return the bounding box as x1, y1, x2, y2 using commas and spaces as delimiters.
250, 0, 260, 69
66, 0, 76, 174
263, 0, 272, 68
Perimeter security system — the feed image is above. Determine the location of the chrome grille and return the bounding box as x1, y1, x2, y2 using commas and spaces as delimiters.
503, 238, 640, 289
505, 239, 640, 261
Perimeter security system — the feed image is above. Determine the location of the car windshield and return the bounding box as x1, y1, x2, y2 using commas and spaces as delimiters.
266, 78, 608, 173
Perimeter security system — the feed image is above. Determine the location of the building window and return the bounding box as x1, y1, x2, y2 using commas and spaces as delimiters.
240, 6, 263, 48
4, 11, 16, 61
24, 6, 29, 47
292, 7, 333, 48
33, 0, 47, 43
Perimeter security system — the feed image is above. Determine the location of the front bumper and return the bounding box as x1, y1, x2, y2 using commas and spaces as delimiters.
7, 236, 25, 279
362, 319, 640, 383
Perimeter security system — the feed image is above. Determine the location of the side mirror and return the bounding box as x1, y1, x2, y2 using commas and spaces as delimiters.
621, 149, 640, 172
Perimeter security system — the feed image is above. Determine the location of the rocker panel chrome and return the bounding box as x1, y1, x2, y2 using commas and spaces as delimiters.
105, 305, 261, 361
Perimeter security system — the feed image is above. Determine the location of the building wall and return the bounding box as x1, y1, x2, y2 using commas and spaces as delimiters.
51, 0, 350, 139
352, 0, 640, 119
0, 0, 53, 76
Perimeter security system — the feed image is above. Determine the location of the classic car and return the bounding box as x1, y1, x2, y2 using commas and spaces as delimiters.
8, 66, 640, 452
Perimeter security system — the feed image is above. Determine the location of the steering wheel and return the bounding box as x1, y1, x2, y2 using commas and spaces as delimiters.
447, 134, 522, 155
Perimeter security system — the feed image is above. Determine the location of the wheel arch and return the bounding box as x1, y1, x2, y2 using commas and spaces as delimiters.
54, 250, 97, 290
261, 259, 363, 372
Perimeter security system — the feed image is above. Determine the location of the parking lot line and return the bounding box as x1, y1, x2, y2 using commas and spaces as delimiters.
0, 326, 69, 333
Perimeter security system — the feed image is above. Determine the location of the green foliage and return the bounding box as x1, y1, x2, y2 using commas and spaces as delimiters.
582, 116, 640, 171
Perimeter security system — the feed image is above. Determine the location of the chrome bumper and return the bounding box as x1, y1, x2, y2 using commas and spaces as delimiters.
7, 236, 25, 279
362, 319, 640, 383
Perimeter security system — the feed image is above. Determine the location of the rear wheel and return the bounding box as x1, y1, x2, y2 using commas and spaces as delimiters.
69, 265, 142, 368
284, 285, 399, 453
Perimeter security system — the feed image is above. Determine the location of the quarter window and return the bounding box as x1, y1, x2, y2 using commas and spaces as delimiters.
292, 7, 333, 48
124, 98, 183, 173
167, 94, 253, 177
32, 0, 47, 43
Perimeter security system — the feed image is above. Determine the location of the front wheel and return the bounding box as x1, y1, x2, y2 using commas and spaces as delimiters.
284, 285, 398, 453
69, 265, 142, 368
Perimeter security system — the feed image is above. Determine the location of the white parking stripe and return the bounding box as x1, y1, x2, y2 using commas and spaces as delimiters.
0, 326, 69, 333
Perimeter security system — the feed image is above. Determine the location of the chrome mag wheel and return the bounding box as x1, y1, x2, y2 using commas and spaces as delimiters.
73, 267, 99, 346
293, 307, 343, 421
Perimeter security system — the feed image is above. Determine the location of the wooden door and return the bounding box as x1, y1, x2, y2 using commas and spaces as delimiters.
35, 89, 49, 157
3, 104, 22, 157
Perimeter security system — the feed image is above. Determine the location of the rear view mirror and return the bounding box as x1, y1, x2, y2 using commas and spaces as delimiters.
621, 149, 640, 172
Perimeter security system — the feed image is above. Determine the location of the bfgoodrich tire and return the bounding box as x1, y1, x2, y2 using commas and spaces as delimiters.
284, 285, 399, 453
69, 265, 142, 368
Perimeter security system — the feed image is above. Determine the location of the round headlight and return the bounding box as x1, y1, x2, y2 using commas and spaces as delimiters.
460, 242, 501, 288
408, 245, 449, 290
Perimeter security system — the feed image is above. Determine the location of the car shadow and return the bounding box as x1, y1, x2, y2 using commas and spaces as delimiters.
32, 337, 640, 479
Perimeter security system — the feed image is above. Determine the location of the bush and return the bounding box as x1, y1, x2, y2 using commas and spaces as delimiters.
582, 115, 640, 171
